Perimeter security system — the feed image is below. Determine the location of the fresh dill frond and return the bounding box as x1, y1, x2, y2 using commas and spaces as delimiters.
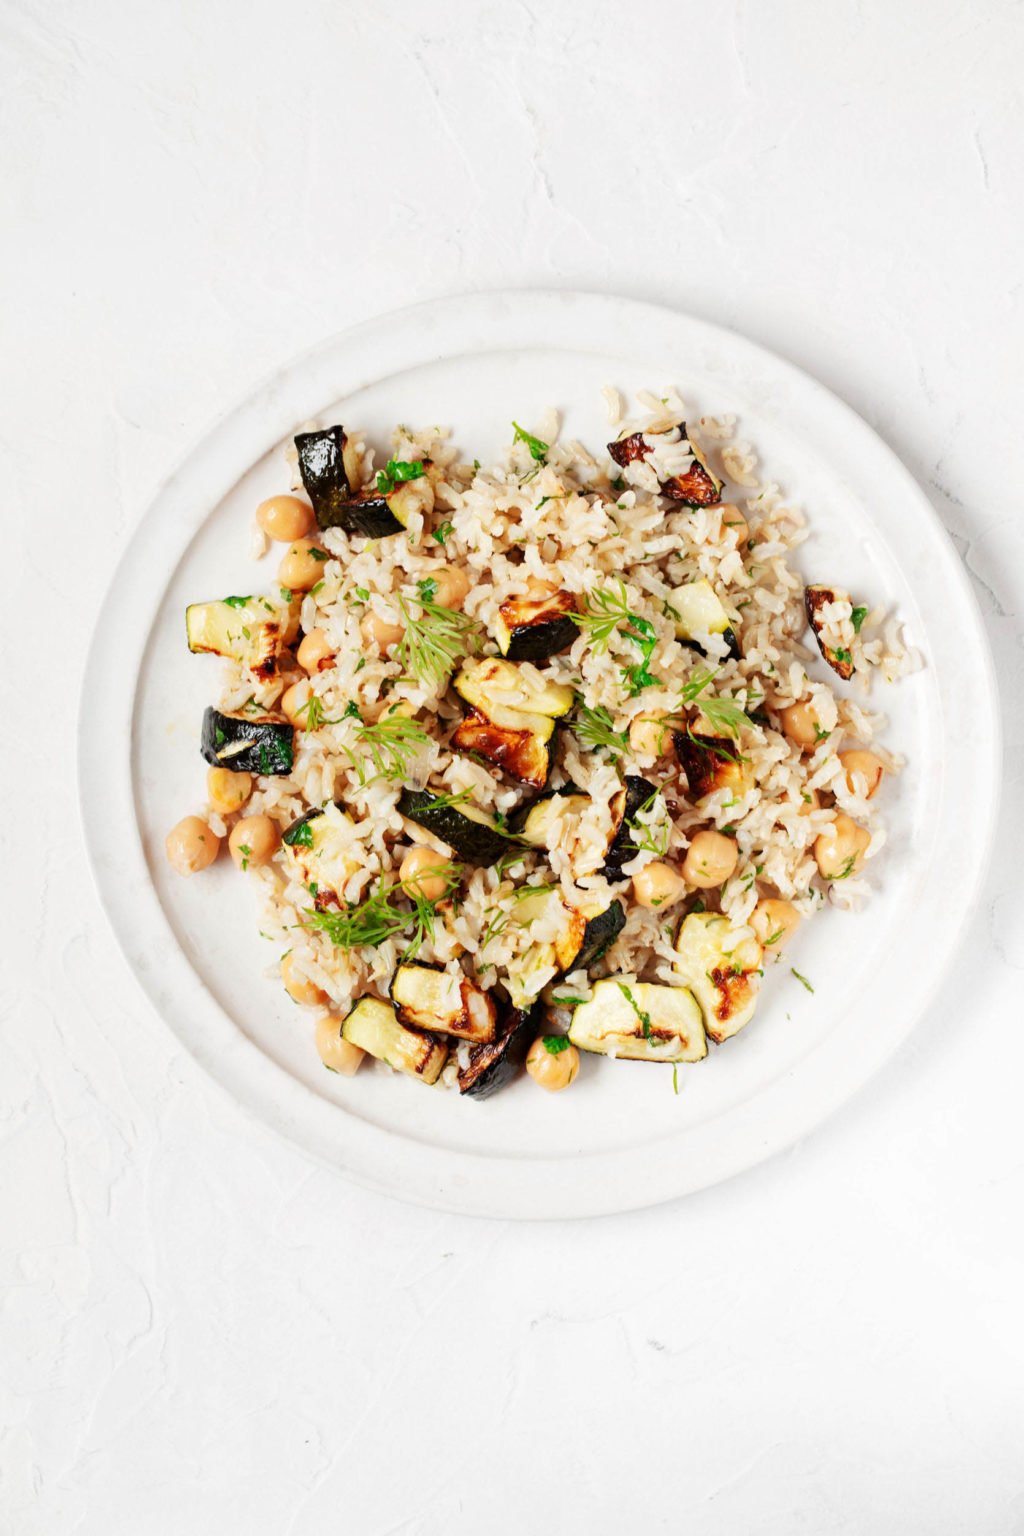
395, 588, 481, 690
677, 666, 751, 739
572, 702, 629, 757
349, 709, 432, 784
572, 582, 660, 696
303, 862, 463, 959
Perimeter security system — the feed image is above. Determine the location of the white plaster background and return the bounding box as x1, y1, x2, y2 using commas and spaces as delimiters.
3, 1, 1023, 1530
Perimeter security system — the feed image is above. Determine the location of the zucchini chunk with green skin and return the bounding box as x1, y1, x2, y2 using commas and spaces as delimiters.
295, 426, 358, 530
397, 789, 510, 865
200, 707, 294, 776
804, 585, 854, 681
458, 1004, 536, 1098
569, 979, 708, 1063
454, 658, 575, 720
668, 579, 740, 661
673, 912, 762, 1043
601, 776, 658, 884
390, 960, 498, 1043
509, 785, 590, 847
186, 596, 290, 679
320, 482, 430, 539
283, 802, 360, 906
493, 589, 578, 662
505, 891, 627, 1009
341, 996, 446, 1084
450, 709, 556, 788
607, 424, 724, 507
673, 731, 753, 802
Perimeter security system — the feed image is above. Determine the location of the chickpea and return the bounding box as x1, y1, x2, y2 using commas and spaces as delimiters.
629, 716, 670, 757
229, 814, 279, 871
632, 861, 686, 910
526, 1036, 580, 1092
165, 815, 221, 876
399, 846, 450, 902
720, 504, 749, 543
207, 766, 252, 815
281, 952, 328, 1008
256, 494, 314, 543
750, 898, 801, 951
278, 537, 329, 591
314, 1014, 365, 1076
779, 700, 826, 751
814, 812, 871, 881
297, 628, 335, 674
682, 829, 739, 888
280, 678, 312, 728
839, 749, 885, 799
359, 606, 405, 652
428, 565, 471, 610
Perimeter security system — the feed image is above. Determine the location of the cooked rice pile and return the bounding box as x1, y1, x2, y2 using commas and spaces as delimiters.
205, 388, 916, 1078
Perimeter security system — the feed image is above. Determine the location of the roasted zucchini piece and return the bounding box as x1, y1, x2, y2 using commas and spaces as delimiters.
341, 996, 446, 1084
601, 776, 658, 884
454, 658, 575, 719
493, 589, 578, 661
509, 785, 590, 847
505, 890, 626, 1009
282, 802, 360, 903
295, 426, 358, 530
390, 960, 498, 1043
200, 707, 294, 776
185, 595, 291, 679
397, 789, 511, 865
457, 1004, 535, 1099
674, 731, 753, 801
607, 423, 723, 506
574, 898, 626, 970
568, 979, 708, 1062
673, 913, 762, 1043
805, 585, 854, 681
450, 709, 556, 788
668, 579, 740, 661
320, 481, 430, 539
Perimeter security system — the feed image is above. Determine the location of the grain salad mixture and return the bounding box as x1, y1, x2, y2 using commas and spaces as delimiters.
165, 389, 915, 1099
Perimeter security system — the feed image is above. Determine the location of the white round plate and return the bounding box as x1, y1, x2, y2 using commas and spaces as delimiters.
79, 291, 999, 1219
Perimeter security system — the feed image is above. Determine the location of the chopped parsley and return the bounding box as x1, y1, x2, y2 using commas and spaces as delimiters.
223, 595, 252, 609
238, 842, 252, 871
376, 458, 426, 495
282, 817, 314, 848
511, 421, 549, 462
618, 982, 653, 1039
431, 521, 454, 545
542, 1034, 571, 1055
851, 605, 868, 633
833, 647, 852, 665
572, 581, 660, 696
307, 547, 328, 562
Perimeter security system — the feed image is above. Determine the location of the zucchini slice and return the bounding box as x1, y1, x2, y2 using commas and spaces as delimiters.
804, 585, 854, 681
673, 731, 753, 802
185, 596, 290, 679
574, 899, 626, 971
200, 707, 294, 777
282, 802, 360, 903
451, 659, 572, 787
341, 996, 447, 1084
390, 960, 498, 1043
450, 710, 556, 788
568, 979, 708, 1062
673, 912, 762, 1043
397, 789, 509, 865
607, 423, 723, 507
504, 890, 626, 1009
668, 580, 740, 661
602, 775, 658, 884
295, 426, 358, 530
457, 1004, 536, 1099
493, 589, 578, 661
509, 785, 590, 848
454, 658, 575, 720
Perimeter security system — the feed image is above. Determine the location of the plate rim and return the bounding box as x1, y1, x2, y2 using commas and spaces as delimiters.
77, 288, 1002, 1218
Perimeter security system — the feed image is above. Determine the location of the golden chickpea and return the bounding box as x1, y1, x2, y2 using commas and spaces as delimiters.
399, 846, 450, 902
280, 678, 312, 728
838, 749, 885, 799
750, 898, 801, 951
297, 628, 335, 674
814, 813, 871, 881
429, 565, 471, 610
720, 504, 749, 543
229, 814, 279, 871
632, 861, 687, 910
256, 494, 314, 543
314, 1014, 365, 1076
206, 766, 252, 815
281, 952, 328, 1008
779, 700, 826, 751
629, 716, 670, 757
165, 816, 221, 876
682, 829, 739, 888
526, 1036, 580, 1092
359, 606, 405, 652
278, 537, 329, 591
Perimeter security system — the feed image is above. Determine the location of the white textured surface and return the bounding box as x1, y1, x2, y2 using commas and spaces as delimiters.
3, 1, 1023, 1530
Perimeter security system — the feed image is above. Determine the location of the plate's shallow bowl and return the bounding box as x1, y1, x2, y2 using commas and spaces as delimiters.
79, 291, 999, 1218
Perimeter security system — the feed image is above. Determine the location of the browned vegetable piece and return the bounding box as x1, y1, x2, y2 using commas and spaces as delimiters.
674, 730, 752, 801
607, 430, 650, 468
607, 424, 724, 507
804, 585, 854, 681
450, 710, 554, 788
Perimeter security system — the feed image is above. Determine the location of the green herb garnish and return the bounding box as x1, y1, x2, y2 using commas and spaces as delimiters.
376, 459, 426, 495
431, 521, 454, 545
223, 595, 252, 609
511, 421, 549, 462
572, 702, 628, 758
551, 996, 585, 1008
572, 581, 660, 697
396, 587, 480, 691
851, 605, 868, 633
348, 710, 432, 785
304, 862, 463, 959
791, 968, 814, 993
307, 547, 328, 562
238, 842, 252, 871
542, 1034, 570, 1054
618, 982, 653, 1038
678, 667, 751, 739
283, 818, 314, 848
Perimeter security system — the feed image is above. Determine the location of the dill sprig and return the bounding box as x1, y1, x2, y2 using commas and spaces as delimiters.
677, 666, 751, 739
627, 788, 671, 857
347, 708, 432, 785
572, 582, 659, 696
303, 863, 463, 959
396, 579, 480, 691
571, 701, 629, 757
